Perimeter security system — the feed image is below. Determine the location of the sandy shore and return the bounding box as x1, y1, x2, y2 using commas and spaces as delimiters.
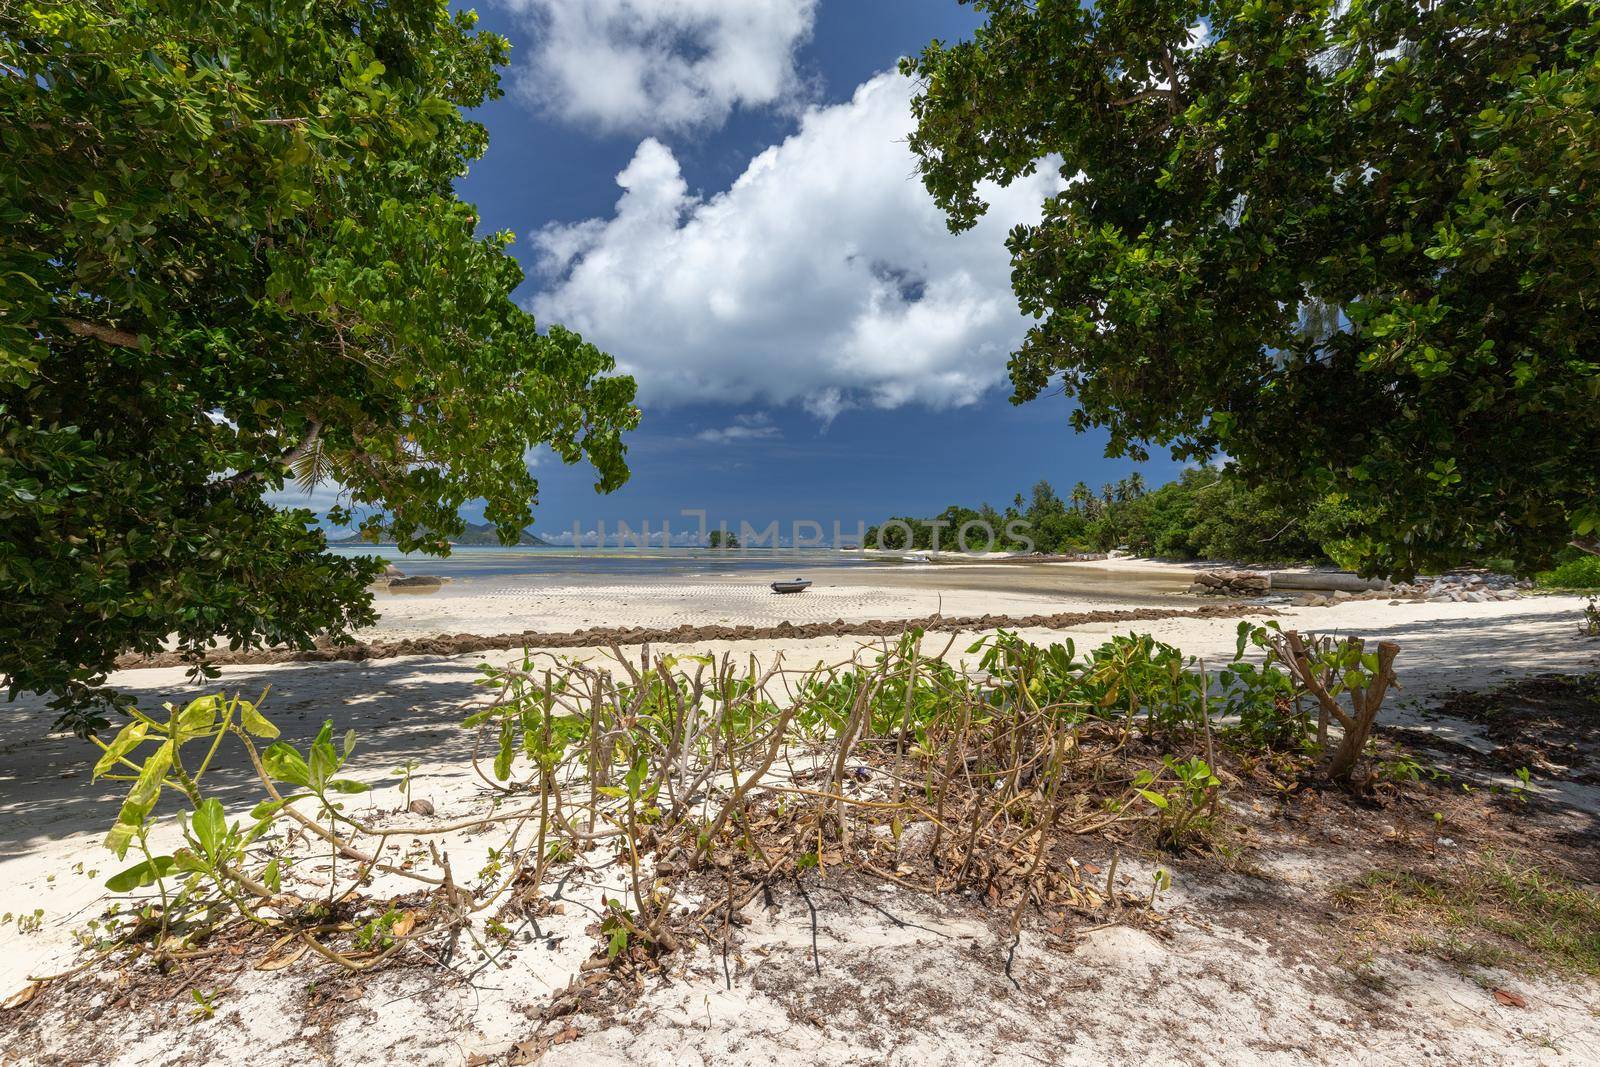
360, 556, 1201, 639
2, 559, 1597, 1064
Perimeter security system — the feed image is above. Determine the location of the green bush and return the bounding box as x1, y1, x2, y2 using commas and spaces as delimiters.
1538, 555, 1600, 590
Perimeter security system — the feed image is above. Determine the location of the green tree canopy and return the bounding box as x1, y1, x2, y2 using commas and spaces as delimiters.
1, 0, 638, 727
904, 0, 1600, 577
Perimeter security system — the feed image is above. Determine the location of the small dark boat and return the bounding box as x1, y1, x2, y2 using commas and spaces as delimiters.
770, 578, 812, 594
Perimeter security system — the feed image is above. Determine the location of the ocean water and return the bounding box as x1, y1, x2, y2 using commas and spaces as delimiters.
327, 544, 885, 582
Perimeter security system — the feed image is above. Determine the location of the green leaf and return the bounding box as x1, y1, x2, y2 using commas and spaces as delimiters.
1137, 789, 1170, 810
249, 796, 295, 820
262, 743, 311, 786
105, 855, 175, 892
192, 797, 226, 858
126, 739, 173, 811
309, 739, 336, 789
324, 778, 369, 794
93, 720, 149, 779
103, 798, 151, 859
176, 695, 222, 736
239, 701, 279, 739
173, 849, 209, 873
494, 717, 514, 780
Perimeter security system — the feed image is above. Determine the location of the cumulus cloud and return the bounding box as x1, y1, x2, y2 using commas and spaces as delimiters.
532, 71, 1065, 417
694, 412, 782, 444
499, 0, 818, 133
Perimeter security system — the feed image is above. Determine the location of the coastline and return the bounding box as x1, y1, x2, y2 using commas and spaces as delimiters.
342, 555, 1205, 641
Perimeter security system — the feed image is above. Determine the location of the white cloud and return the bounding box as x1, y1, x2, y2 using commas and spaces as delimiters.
694, 411, 781, 444
533, 71, 1065, 417
500, 0, 818, 133
263, 480, 348, 516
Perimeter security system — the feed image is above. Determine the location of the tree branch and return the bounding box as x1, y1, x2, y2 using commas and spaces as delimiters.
1107, 88, 1176, 107
63, 319, 140, 348
224, 421, 323, 488
1571, 535, 1600, 557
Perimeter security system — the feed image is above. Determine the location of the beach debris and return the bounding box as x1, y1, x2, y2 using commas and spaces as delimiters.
1492, 988, 1529, 1009
2, 981, 41, 1011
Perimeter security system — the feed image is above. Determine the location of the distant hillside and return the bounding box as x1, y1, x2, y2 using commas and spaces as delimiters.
331, 521, 551, 547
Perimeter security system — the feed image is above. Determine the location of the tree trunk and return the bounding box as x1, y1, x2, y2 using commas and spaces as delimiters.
1272, 631, 1400, 785
1322, 641, 1400, 783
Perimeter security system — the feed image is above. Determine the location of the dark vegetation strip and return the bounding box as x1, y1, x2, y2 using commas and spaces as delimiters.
113, 604, 1273, 671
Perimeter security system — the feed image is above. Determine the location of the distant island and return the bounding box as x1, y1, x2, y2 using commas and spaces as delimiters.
330, 521, 553, 548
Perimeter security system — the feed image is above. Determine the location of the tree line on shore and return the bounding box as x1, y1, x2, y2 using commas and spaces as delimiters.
867, 469, 1369, 568
870, 469, 1600, 585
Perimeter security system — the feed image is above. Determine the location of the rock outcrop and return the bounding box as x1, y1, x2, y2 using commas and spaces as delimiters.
1185, 569, 1271, 597
386, 575, 443, 591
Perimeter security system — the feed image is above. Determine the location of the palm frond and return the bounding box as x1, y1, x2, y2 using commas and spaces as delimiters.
291, 435, 330, 494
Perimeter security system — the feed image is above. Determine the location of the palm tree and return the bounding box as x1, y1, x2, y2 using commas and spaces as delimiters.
1070, 481, 1092, 512
1030, 479, 1064, 516
1127, 472, 1146, 498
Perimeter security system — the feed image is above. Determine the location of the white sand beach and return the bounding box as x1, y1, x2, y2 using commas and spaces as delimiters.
3, 559, 1597, 1065
359, 556, 1202, 639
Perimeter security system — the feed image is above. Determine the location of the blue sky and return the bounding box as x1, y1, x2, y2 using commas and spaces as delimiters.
281, 1, 1182, 543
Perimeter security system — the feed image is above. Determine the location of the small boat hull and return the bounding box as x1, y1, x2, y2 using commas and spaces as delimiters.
770, 579, 812, 594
